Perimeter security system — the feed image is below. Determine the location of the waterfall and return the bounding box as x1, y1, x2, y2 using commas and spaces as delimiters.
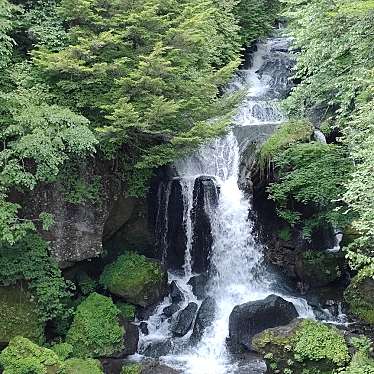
138, 36, 314, 373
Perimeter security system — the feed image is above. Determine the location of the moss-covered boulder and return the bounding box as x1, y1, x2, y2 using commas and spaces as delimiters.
252, 319, 350, 374
64, 358, 104, 374
100, 253, 167, 307
0, 336, 62, 374
66, 293, 124, 358
345, 267, 374, 324
295, 250, 344, 288
0, 286, 44, 345
116, 302, 136, 321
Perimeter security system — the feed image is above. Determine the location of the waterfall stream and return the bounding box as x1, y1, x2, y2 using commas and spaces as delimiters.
137, 35, 315, 373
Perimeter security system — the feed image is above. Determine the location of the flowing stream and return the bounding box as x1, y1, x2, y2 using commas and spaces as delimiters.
138, 35, 315, 373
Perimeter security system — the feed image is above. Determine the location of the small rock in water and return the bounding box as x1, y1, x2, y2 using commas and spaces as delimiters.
169, 281, 185, 304
139, 321, 149, 335
191, 296, 217, 344
187, 273, 208, 300
163, 303, 180, 318
171, 302, 198, 337
142, 340, 173, 358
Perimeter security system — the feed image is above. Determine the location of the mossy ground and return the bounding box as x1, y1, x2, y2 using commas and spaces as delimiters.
100, 253, 166, 306
66, 293, 124, 358
0, 286, 44, 345
116, 302, 136, 321
63, 358, 104, 374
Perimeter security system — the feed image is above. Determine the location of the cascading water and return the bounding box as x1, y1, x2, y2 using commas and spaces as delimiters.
138, 35, 315, 373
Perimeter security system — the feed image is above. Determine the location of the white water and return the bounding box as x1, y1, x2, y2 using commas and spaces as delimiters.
138, 37, 315, 373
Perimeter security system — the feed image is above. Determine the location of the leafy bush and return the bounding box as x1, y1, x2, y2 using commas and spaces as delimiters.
100, 252, 166, 307
63, 358, 104, 374
0, 234, 72, 321
66, 293, 124, 358
51, 342, 73, 360
116, 303, 136, 321
0, 336, 62, 374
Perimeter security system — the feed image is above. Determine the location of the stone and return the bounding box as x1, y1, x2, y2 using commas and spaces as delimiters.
169, 281, 185, 304
141, 340, 173, 358
100, 254, 168, 307
252, 319, 350, 373
171, 302, 198, 337
228, 294, 298, 352
187, 273, 208, 300
191, 296, 217, 344
120, 360, 181, 374
191, 177, 219, 273
139, 322, 149, 335
0, 286, 44, 346
119, 321, 139, 357
163, 303, 180, 318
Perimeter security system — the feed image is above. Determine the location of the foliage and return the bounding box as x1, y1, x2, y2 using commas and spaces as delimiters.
0, 336, 62, 374
63, 358, 104, 374
343, 336, 374, 374
268, 141, 352, 238
66, 293, 124, 358
281, 0, 374, 268
100, 252, 166, 306
0, 286, 44, 345
0, 234, 72, 321
235, 0, 281, 45
116, 302, 136, 321
345, 266, 374, 324
258, 120, 312, 173
51, 343, 73, 361
121, 363, 142, 374
253, 319, 350, 373
0, 0, 15, 69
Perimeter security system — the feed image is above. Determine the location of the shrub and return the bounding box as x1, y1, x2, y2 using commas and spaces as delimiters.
0, 336, 62, 374
66, 293, 124, 358
51, 342, 73, 360
63, 358, 104, 374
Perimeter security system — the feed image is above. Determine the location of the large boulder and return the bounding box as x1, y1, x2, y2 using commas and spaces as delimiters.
345, 267, 374, 324
119, 320, 139, 357
191, 296, 217, 344
252, 319, 350, 373
171, 302, 198, 337
170, 281, 185, 304
187, 273, 209, 300
0, 286, 44, 346
228, 295, 298, 352
100, 253, 168, 307
66, 293, 124, 358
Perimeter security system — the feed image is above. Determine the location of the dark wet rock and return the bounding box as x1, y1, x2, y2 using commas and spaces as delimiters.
191, 297, 217, 344
191, 177, 219, 273
187, 273, 208, 300
163, 303, 180, 318
171, 302, 198, 337
170, 281, 185, 304
142, 340, 173, 358
232, 353, 267, 374
228, 295, 299, 353
139, 322, 149, 335
140, 361, 182, 374
111, 319, 139, 358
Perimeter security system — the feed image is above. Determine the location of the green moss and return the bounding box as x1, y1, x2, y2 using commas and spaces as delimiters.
51, 343, 73, 360
0, 286, 45, 345
252, 319, 349, 374
63, 358, 104, 374
66, 293, 124, 358
121, 363, 142, 374
116, 302, 136, 321
0, 336, 62, 374
345, 267, 374, 324
258, 120, 312, 171
100, 253, 166, 307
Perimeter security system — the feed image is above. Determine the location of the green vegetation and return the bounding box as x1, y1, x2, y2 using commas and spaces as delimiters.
0, 286, 44, 345
252, 319, 350, 373
100, 253, 166, 307
63, 358, 104, 374
0, 234, 72, 321
121, 363, 142, 374
116, 302, 137, 321
281, 0, 374, 270
345, 267, 374, 324
51, 342, 73, 360
0, 336, 63, 374
66, 293, 124, 358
